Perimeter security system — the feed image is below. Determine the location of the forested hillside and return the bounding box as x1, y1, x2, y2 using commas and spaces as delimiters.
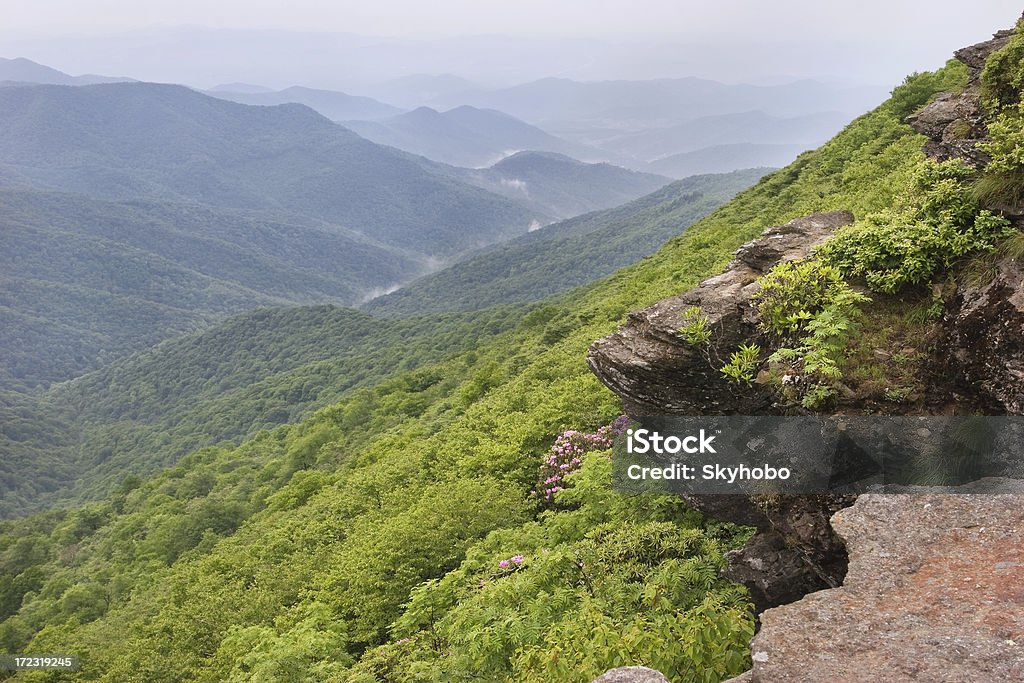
0, 304, 529, 517
0, 81, 561, 391
365, 169, 765, 316
0, 43, 973, 681
0, 189, 415, 389
459, 151, 671, 218
0, 166, 753, 517
0, 82, 543, 259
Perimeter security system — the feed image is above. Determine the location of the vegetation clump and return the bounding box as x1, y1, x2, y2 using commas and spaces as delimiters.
979, 18, 1024, 205
818, 159, 1013, 294
678, 306, 713, 345
720, 344, 762, 385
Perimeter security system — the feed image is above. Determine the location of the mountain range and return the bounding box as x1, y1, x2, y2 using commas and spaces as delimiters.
420, 76, 884, 127
449, 151, 670, 218
0, 82, 548, 256
343, 105, 610, 168
207, 85, 403, 121
0, 56, 132, 86
0, 80, 685, 389
598, 109, 850, 162
645, 142, 811, 178
0, 57, 879, 178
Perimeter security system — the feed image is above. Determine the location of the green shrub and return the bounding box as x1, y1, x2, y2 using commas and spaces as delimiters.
818, 159, 1013, 293
755, 260, 851, 334
889, 62, 968, 118
978, 18, 1024, 203
769, 291, 867, 409
755, 256, 869, 409
678, 306, 712, 345
720, 344, 761, 385
981, 18, 1024, 111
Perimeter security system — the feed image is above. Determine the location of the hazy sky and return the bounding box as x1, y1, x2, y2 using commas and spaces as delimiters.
1, 1, 1021, 89
2, 0, 1018, 38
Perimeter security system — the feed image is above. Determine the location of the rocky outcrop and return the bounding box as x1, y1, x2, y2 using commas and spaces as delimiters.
587, 211, 853, 416
588, 211, 858, 614
590, 18, 1024, 683
942, 254, 1024, 414
726, 481, 1024, 682
907, 27, 1013, 168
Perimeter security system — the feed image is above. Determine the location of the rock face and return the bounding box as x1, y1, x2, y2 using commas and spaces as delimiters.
587, 211, 857, 614
907, 27, 1013, 168
942, 254, 1024, 414
721, 494, 854, 614
728, 482, 1024, 683
587, 211, 853, 416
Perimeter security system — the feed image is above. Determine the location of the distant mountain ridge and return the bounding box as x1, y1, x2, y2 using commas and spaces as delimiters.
0, 81, 542, 258
343, 105, 612, 168
451, 151, 671, 218
207, 85, 403, 121
0, 80, 556, 387
599, 109, 849, 162
422, 76, 885, 126
0, 56, 132, 86
646, 142, 807, 177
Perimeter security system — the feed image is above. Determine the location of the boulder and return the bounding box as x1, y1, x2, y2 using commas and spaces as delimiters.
907, 24, 1014, 169
587, 211, 857, 613
726, 482, 1024, 682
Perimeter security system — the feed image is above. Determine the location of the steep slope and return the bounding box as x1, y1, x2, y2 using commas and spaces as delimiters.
343, 105, 607, 168
0, 82, 543, 258
0, 188, 416, 389
365, 169, 764, 316
0, 304, 528, 516
207, 85, 403, 121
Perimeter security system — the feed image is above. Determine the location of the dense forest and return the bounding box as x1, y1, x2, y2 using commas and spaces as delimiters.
0, 32, 986, 679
